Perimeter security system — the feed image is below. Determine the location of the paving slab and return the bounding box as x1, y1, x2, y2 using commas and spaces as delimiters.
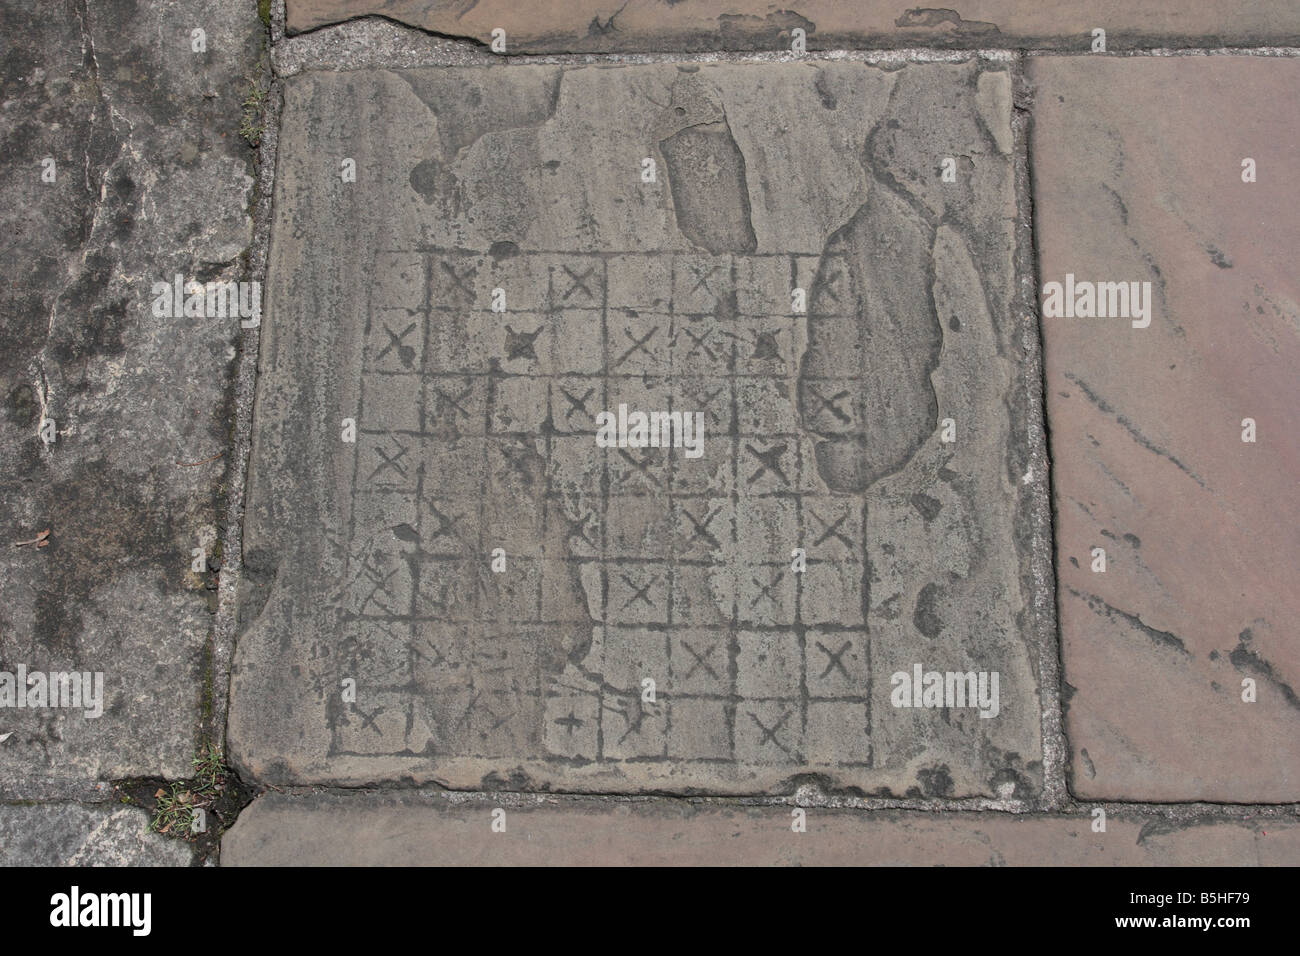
0, 804, 191, 866
223, 791, 1300, 865
230, 59, 1045, 798
0, 0, 263, 795
286, 1, 1300, 51
1030, 57, 1300, 802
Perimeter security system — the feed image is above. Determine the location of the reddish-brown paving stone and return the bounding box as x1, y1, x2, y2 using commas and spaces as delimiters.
1030, 57, 1300, 802
285, 1, 1300, 51
222, 792, 1300, 865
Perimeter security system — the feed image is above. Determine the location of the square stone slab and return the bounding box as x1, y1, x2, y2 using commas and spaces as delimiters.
230, 60, 1042, 797
0, 0, 261, 797
1031, 57, 1300, 801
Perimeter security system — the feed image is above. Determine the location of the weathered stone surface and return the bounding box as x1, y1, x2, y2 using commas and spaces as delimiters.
0, 0, 263, 796
286, 1, 1300, 50
231, 60, 1042, 798
224, 791, 1300, 865
1030, 57, 1300, 801
0, 804, 191, 866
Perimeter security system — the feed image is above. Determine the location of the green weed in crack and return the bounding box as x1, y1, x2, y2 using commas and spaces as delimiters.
239, 75, 269, 148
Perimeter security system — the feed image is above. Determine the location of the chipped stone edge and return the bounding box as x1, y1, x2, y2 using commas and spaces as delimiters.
210, 27, 280, 758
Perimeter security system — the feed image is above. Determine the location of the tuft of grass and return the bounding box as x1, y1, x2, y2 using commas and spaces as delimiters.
258, 0, 272, 30
150, 782, 198, 836
239, 76, 268, 148
192, 742, 225, 789
148, 744, 230, 838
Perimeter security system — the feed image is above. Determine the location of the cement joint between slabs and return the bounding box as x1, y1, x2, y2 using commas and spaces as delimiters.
265, 0, 1300, 77
270, 42, 1300, 78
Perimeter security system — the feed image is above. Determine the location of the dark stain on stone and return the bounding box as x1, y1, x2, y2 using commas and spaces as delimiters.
1123, 532, 1141, 549
1069, 556, 1079, 568
51, 253, 130, 365
895, 8, 1000, 34
753, 329, 782, 361
877, 592, 900, 620
1064, 373, 1207, 490
1068, 587, 1189, 656
913, 582, 944, 638
108, 170, 138, 242
409, 158, 440, 204
480, 768, 535, 791
488, 240, 520, 260
1079, 746, 1096, 779
1205, 244, 1233, 269
5, 381, 39, 430
1101, 183, 1129, 227
910, 492, 942, 522
1229, 631, 1300, 713
24, 462, 194, 658
1136, 817, 1190, 845
813, 70, 837, 109
504, 325, 542, 361
948, 314, 961, 331
917, 763, 954, 797
658, 120, 758, 254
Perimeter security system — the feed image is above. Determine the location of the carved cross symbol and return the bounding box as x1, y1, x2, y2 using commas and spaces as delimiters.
614, 326, 659, 368
804, 383, 852, 424
750, 570, 784, 609
558, 383, 595, 424
357, 705, 385, 735
376, 321, 417, 367
616, 447, 658, 487
620, 572, 659, 610
815, 640, 852, 680
553, 708, 585, 735
439, 260, 476, 300
681, 640, 719, 680
745, 442, 789, 487
809, 509, 854, 550
748, 709, 793, 757
683, 325, 718, 361
369, 439, 410, 481
688, 262, 719, 296
560, 264, 597, 301
356, 559, 401, 613
681, 504, 722, 550
431, 383, 473, 424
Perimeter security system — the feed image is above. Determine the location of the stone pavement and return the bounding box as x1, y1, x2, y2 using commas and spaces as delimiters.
0, 0, 1296, 866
